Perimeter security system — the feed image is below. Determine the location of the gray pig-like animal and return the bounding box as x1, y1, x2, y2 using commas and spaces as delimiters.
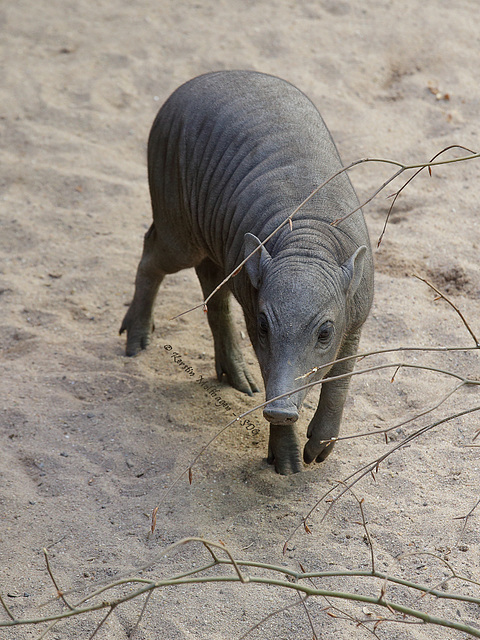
120, 71, 374, 474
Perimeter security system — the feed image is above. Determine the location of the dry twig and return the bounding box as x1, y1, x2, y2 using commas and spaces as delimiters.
2, 537, 479, 638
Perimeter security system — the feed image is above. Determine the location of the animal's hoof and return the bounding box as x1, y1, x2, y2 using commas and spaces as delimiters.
120, 310, 154, 356
124, 336, 150, 357
216, 356, 259, 396
303, 439, 336, 465
120, 327, 151, 356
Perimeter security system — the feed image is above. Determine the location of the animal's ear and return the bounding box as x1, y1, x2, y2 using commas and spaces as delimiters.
341, 245, 367, 296
244, 233, 271, 289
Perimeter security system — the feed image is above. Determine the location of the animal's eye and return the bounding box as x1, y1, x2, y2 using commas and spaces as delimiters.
318, 321, 334, 344
258, 313, 269, 340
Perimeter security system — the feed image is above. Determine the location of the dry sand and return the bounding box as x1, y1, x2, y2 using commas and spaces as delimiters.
1, 1, 479, 638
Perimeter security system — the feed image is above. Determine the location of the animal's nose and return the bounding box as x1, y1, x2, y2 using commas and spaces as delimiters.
263, 403, 299, 425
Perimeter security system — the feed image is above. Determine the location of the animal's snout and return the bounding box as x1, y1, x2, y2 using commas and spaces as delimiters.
263, 403, 299, 425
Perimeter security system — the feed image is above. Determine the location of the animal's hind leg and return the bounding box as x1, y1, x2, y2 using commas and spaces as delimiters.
195, 258, 259, 396
120, 223, 165, 356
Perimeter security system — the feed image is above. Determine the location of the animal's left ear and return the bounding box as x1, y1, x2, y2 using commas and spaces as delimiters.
341, 245, 367, 296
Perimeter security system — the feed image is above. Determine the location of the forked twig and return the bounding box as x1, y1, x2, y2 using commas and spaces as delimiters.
43, 548, 75, 611
453, 496, 480, 544
377, 144, 477, 247
283, 403, 480, 553
399, 550, 480, 600
318, 380, 465, 446
322, 596, 385, 638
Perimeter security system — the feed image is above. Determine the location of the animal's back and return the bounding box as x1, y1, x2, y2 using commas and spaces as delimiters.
147, 70, 367, 275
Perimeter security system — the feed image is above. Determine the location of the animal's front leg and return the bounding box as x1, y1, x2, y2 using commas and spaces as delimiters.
303, 331, 361, 464
268, 424, 303, 475
195, 259, 259, 396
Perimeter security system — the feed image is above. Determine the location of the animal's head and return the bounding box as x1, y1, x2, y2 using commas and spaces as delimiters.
243, 232, 366, 424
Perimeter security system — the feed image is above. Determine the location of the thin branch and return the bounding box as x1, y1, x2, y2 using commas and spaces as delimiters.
297, 593, 319, 640
200, 539, 248, 584
454, 496, 480, 524
296, 344, 479, 382
399, 551, 480, 604
414, 274, 480, 346
359, 497, 375, 574
322, 596, 384, 638
316, 379, 465, 448
129, 590, 153, 639
453, 496, 480, 546
71, 573, 480, 636
35, 618, 61, 640
0, 594, 15, 621
43, 548, 75, 611
88, 606, 115, 640
213, 561, 480, 604
333, 483, 376, 574
41, 554, 217, 612
332, 166, 405, 226
320, 380, 465, 446
150, 575, 480, 636
237, 597, 310, 640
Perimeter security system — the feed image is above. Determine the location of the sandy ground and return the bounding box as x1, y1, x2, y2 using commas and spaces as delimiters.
1, 1, 480, 638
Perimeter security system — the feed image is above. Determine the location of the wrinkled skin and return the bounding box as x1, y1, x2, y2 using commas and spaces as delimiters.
120, 70, 374, 474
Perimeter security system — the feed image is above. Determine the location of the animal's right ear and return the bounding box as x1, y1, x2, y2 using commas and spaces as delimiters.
244, 233, 271, 289
341, 245, 367, 297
